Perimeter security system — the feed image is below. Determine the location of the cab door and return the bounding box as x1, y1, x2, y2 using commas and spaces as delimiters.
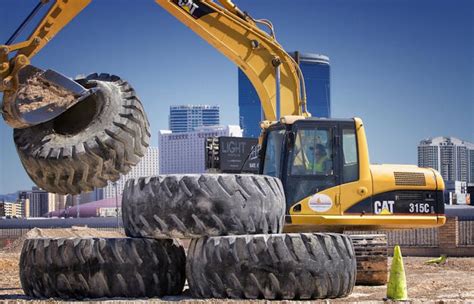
282, 120, 341, 216
338, 120, 373, 215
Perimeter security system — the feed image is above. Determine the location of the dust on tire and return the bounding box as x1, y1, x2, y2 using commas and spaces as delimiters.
122, 174, 286, 238
186, 233, 357, 300
20, 237, 185, 299
14, 73, 151, 195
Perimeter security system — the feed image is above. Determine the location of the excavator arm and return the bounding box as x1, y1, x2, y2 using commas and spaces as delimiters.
1, 0, 92, 128
156, 0, 306, 121
1, 0, 307, 129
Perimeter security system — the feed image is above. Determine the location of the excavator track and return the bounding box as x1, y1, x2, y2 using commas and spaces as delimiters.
349, 234, 388, 285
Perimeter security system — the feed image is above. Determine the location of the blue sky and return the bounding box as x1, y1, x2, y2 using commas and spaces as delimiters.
0, 0, 473, 193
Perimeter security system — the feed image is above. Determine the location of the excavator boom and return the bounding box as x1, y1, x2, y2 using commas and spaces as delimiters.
1, 0, 446, 228
156, 0, 306, 121
1, 0, 307, 129
1, 1, 446, 288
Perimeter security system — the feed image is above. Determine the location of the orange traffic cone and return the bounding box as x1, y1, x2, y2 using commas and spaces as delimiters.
386, 245, 408, 301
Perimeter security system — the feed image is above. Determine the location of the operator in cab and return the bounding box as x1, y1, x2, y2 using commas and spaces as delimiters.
292, 130, 333, 176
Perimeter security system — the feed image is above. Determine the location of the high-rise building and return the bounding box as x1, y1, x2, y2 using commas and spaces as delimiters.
22, 198, 30, 218
19, 187, 49, 217
292, 52, 331, 118
238, 52, 330, 138
469, 149, 474, 185
103, 147, 159, 199
0, 201, 24, 218
47, 193, 67, 212
169, 105, 220, 133
418, 137, 474, 183
238, 71, 263, 138
159, 125, 242, 174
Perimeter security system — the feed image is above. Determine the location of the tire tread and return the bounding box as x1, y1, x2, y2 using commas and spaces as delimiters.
14, 74, 150, 195
20, 237, 185, 299
187, 233, 356, 300
122, 174, 285, 238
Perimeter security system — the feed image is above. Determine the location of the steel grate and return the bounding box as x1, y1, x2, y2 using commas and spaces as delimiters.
394, 172, 426, 186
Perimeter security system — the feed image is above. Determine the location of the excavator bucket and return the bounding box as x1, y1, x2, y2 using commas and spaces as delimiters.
5, 65, 97, 128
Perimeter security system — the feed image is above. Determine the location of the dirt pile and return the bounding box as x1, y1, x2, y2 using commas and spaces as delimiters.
17, 73, 76, 113
3, 227, 124, 254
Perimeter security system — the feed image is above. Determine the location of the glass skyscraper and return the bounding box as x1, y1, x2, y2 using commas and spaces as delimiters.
238, 52, 330, 138
169, 105, 220, 133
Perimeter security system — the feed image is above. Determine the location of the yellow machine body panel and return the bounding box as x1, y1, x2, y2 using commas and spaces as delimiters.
260, 117, 446, 232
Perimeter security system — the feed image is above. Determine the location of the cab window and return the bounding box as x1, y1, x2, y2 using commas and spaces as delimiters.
290, 128, 333, 176
342, 127, 359, 183
263, 129, 285, 178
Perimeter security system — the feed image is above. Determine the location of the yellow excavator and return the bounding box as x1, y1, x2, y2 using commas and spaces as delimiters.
1, 0, 445, 285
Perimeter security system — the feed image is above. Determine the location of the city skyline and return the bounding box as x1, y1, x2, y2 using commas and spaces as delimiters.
0, 147, 159, 218
159, 125, 242, 174
1, 0, 473, 193
418, 136, 474, 184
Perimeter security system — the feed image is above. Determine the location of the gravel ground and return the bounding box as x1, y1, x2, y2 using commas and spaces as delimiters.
1, 249, 473, 303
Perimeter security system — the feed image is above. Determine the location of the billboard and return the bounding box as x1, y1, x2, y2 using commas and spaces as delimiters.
218, 137, 260, 173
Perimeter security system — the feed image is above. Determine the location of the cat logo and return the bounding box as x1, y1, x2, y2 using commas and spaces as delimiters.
374, 200, 395, 215
172, 0, 214, 19
178, 0, 199, 14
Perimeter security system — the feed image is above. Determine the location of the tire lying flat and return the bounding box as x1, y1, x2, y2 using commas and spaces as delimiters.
20, 238, 185, 299
122, 174, 286, 239
186, 233, 356, 300
14, 73, 150, 195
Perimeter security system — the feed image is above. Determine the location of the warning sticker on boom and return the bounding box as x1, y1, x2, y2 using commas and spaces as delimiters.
172, 0, 215, 19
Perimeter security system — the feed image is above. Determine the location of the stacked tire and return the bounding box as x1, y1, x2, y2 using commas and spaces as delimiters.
122, 174, 357, 300
15, 72, 357, 300
19, 170, 357, 300
18, 75, 187, 300
20, 238, 186, 299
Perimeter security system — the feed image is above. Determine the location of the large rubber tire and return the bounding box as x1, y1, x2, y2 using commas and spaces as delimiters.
13, 73, 151, 195
186, 233, 356, 300
19, 237, 185, 299
122, 174, 285, 239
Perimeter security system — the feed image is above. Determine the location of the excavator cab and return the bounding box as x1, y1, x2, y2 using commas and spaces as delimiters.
260, 117, 446, 231
261, 118, 356, 216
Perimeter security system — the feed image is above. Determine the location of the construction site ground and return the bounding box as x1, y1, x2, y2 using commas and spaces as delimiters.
1, 229, 473, 303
